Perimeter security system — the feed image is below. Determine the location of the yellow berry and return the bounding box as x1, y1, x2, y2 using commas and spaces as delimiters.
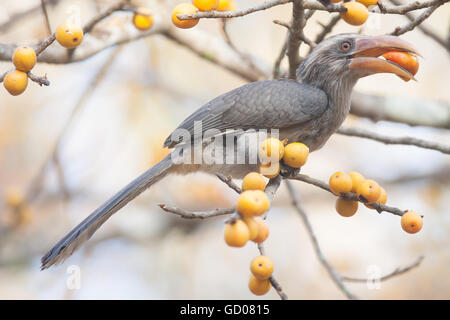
341, 1, 369, 26
56, 22, 84, 49
5, 188, 25, 208
259, 162, 280, 179
243, 217, 259, 241
224, 219, 249, 247
365, 187, 387, 209
250, 256, 274, 280
329, 172, 353, 196
335, 197, 358, 217
242, 172, 266, 191
3, 70, 28, 96
349, 171, 365, 193
356, 0, 378, 7
401, 211, 423, 234
282, 142, 309, 168
217, 0, 236, 11
259, 138, 285, 164
172, 3, 199, 29
193, 0, 219, 11
133, 8, 154, 31
252, 217, 269, 243
236, 190, 270, 217
249, 274, 271, 295
12, 46, 36, 72
357, 179, 381, 204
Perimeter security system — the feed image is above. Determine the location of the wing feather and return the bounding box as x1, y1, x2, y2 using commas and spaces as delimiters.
164, 79, 328, 148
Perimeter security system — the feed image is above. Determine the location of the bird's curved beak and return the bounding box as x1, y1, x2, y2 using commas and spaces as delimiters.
349, 35, 421, 81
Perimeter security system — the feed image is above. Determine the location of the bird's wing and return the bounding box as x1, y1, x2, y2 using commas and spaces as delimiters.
164, 79, 328, 148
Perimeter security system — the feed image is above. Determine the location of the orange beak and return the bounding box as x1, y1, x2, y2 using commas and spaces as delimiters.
349, 35, 421, 81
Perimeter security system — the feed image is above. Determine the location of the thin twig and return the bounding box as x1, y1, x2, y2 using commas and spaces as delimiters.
389, 0, 450, 53
337, 126, 450, 155
285, 180, 358, 300
314, 14, 341, 46
0, 0, 60, 33
83, 1, 128, 34
342, 256, 424, 282
371, 0, 450, 14
219, 19, 266, 78
216, 173, 242, 194
158, 204, 235, 219
28, 72, 50, 86
40, 0, 52, 35
35, 34, 56, 56
177, 0, 345, 21
390, 3, 442, 36
257, 243, 289, 300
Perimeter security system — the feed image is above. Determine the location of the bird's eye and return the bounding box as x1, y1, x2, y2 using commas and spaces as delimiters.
340, 41, 352, 51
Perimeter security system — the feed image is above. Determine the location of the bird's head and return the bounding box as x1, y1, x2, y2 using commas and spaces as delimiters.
297, 33, 420, 91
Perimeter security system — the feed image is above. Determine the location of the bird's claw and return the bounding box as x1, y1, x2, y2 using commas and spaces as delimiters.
280, 162, 300, 178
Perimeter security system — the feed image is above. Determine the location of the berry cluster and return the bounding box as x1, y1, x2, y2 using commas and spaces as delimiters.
224, 172, 273, 296
3, 22, 83, 96
329, 171, 423, 234
258, 138, 310, 178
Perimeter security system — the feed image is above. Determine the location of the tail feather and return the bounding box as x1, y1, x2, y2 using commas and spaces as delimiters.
41, 155, 173, 270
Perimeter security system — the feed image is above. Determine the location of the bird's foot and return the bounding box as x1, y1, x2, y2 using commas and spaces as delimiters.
280, 162, 300, 178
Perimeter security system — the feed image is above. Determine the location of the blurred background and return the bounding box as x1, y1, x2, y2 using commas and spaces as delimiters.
0, 0, 449, 299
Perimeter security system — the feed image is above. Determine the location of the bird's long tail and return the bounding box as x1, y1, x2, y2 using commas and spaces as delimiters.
40, 155, 174, 270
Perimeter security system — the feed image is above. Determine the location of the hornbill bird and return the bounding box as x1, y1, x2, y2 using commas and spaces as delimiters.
41, 34, 419, 269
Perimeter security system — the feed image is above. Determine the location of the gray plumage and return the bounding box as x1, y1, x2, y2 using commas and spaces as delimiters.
41, 34, 413, 269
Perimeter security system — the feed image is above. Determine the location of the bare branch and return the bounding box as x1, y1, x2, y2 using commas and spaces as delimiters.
337, 126, 450, 154
162, 28, 266, 82
40, 0, 52, 35
257, 243, 289, 300
35, 34, 56, 56
287, 0, 306, 79
371, 0, 450, 14
265, 175, 283, 201
219, 19, 266, 78
0, 0, 60, 33
158, 204, 235, 219
82, 1, 128, 34
28, 72, 50, 86
177, 0, 345, 21
285, 180, 358, 300
390, 3, 442, 36
314, 15, 341, 45
216, 173, 242, 194
342, 256, 424, 282
389, 0, 450, 53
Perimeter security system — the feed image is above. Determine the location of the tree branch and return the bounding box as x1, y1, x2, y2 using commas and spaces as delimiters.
285, 180, 358, 300
389, 0, 450, 53
257, 242, 289, 300
158, 204, 235, 219
342, 255, 424, 282
287, 0, 305, 79
337, 126, 450, 155
390, 3, 442, 36
216, 173, 242, 194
